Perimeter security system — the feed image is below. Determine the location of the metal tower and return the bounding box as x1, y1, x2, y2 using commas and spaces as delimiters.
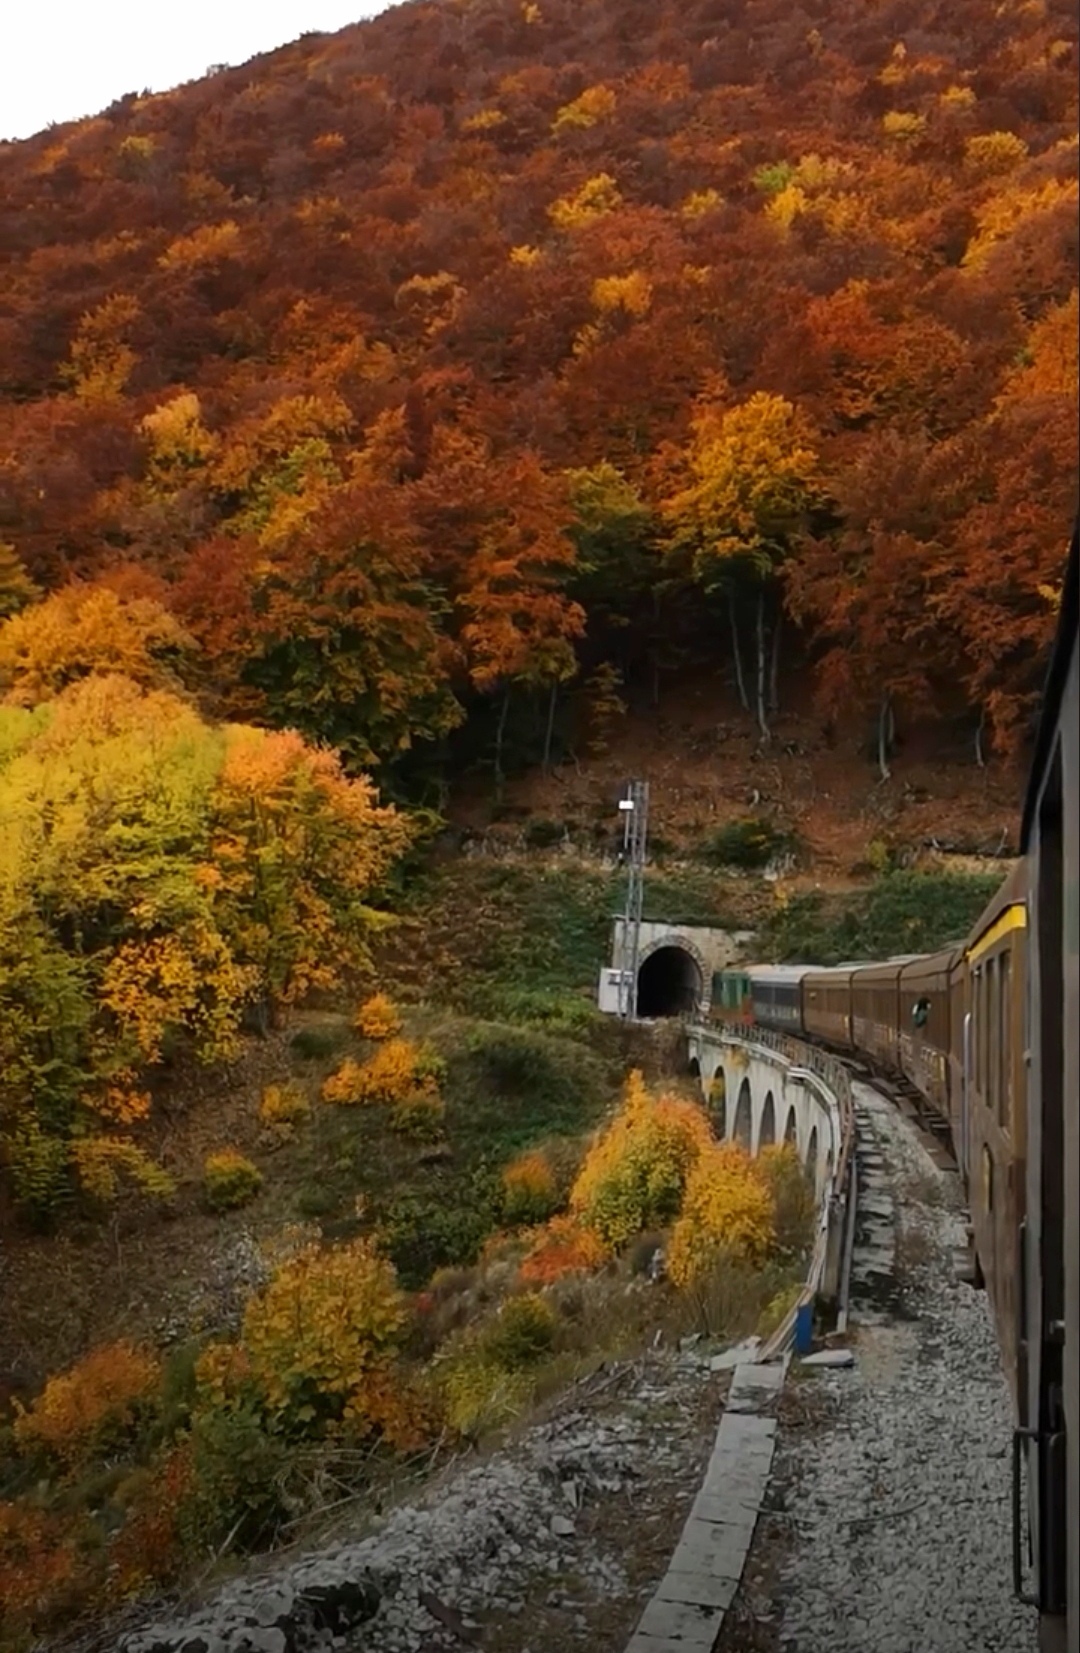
617, 780, 649, 1019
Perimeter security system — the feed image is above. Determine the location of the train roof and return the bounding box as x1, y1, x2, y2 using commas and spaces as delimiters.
1021, 521, 1079, 851
964, 857, 1027, 955
746, 965, 810, 983
851, 954, 923, 981
900, 946, 962, 981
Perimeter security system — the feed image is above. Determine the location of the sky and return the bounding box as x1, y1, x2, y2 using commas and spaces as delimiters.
2, 0, 394, 143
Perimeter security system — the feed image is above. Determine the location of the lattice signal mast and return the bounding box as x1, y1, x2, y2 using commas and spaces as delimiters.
617, 780, 649, 1020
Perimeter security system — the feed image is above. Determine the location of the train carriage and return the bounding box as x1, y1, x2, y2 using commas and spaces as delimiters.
1015, 525, 1078, 1653
748, 965, 808, 1033
960, 864, 1028, 1410
899, 947, 959, 1123
709, 968, 753, 1027
850, 958, 921, 1073
802, 966, 857, 1048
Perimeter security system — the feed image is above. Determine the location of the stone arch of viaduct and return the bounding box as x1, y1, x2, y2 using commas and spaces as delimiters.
685, 1027, 839, 1200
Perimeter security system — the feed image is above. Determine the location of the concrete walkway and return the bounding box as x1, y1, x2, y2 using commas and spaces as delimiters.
624, 1359, 786, 1651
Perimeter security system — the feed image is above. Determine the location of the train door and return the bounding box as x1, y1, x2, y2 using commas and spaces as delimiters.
1018, 747, 1068, 1647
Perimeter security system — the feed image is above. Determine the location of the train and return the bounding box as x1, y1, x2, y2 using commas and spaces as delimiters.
708, 526, 1078, 1653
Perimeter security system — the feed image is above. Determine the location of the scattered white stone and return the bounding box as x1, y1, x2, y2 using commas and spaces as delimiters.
799, 1348, 855, 1368
709, 1337, 761, 1373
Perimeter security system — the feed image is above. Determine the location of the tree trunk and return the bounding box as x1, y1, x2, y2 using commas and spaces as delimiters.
755, 587, 771, 744
974, 706, 986, 769
727, 591, 750, 712
542, 679, 558, 771
494, 687, 511, 799
769, 603, 782, 714
877, 692, 894, 783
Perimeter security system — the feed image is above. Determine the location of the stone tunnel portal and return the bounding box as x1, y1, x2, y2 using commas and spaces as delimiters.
636, 945, 704, 1018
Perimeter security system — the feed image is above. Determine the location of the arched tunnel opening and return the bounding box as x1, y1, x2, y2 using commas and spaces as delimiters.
635, 945, 704, 1018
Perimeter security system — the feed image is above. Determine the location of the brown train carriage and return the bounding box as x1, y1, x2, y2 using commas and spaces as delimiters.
1014, 522, 1077, 1648
959, 859, 1027, 1426
899, 947, 959, 1123
801, 966, 858, 1049
850, 957, 922, 1073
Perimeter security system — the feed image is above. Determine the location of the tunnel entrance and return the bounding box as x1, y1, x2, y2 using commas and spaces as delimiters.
635, 945, 704, 1018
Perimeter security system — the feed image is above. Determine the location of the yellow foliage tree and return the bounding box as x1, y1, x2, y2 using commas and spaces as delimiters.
548, 173, 622, 230
666, 392, 821, 581
997, 289, 1079, 404
158, 220, 241, 269
237, 1238, 409, 1434
100, 923, 255, 1066
962, 177, 1079, 270
141, 393, 220, 490
208, 726, 413, 1015
70, 1138, 176, 1204
570, 1070, 712, 1249
0, 586, 193, 706
666, 1141, 775, 1286
552, 85, 616, 133
963, 130, 1029, 177
881, 111, 927, 141
62, 293, 140, 403
592, 271, 653, 317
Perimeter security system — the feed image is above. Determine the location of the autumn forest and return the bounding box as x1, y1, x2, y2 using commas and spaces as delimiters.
0, 0, 1077, 1638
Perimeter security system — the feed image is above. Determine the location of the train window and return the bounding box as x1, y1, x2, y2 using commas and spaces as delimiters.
982, 1145, 994, 1213
999, 951, 1012, 1130
973, 966, 984, 1092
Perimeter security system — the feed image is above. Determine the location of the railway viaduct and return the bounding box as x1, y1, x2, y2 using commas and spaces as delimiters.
685, 1024, 841, 1199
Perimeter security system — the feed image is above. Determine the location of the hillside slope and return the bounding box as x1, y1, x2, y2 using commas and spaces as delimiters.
1, 0, 1076, 784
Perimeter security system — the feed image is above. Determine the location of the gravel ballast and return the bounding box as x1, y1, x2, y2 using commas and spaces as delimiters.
722, 1079, 1038, 1653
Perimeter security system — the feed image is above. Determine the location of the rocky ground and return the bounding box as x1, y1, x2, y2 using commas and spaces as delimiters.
112, 1076, 1033, 1653
118, 1346, 731, 1653
718, 1080, 1037, 1653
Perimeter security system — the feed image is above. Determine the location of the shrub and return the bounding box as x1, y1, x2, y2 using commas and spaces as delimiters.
13, 1341, 161, 1465
0, 1500, 84, 1641
666, 1143, 775, 1288
203, 1149, 263, 1212
389, 1086, 446, 1141
320, 1056, 369, 1105
290, 1026, 348, 1061
757, 1142, 818, 1257
500, 1149, 560, 1225
258, 1083, 310, 1131
480, 1293, 559, 1370
322, 1040, 439, 1108
107, 1443, 193, 1593
354, 992, 402, 1040
239, 1238, 407, 1436
678, 1251, 777, 1341
570, 1071, 712, 1249
383, 1185, 500, 1289
696, 817, 782, 869
519, 1215, 609, 1285
179, 1407, 289, 1553
439, 1350, 533, 1438
522, 818, 566, 849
